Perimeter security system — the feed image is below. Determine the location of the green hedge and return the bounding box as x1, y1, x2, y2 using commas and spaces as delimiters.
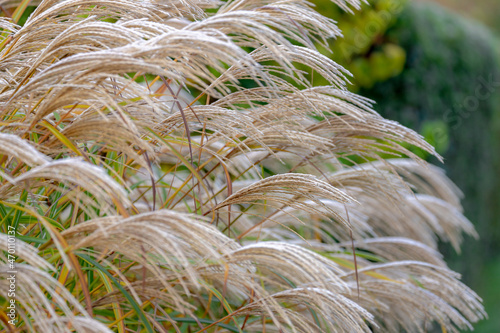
312, 0, 407, 89
361, 1, 500, 293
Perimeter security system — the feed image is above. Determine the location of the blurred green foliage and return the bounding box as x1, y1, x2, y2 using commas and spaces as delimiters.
313, 0, 407, 89
311, 0, 500, 330
428, 0, 500, 37
360, 0, 500, 258
346, 2, 500, 331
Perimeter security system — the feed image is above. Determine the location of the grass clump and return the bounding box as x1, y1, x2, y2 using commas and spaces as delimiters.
0, 0, 486, 332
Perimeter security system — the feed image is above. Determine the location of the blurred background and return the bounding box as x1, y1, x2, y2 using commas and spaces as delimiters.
311, 0, 500, 331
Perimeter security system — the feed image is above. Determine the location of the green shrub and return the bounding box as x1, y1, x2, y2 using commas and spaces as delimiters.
312, 0, 407, 89
361, 1, 500, 290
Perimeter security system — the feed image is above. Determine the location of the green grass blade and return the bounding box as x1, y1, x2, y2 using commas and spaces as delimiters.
77, 253, 155, 333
